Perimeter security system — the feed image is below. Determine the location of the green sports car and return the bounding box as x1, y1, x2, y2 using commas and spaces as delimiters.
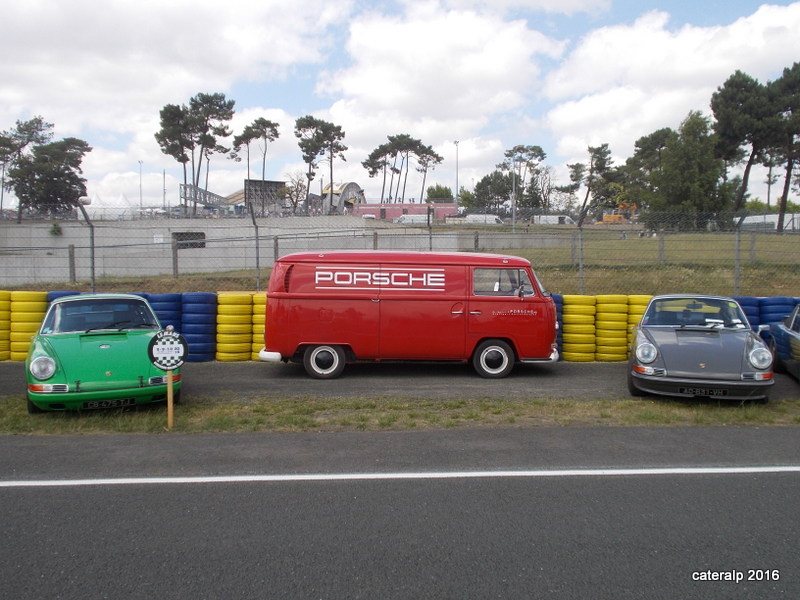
26, 293, 182, 413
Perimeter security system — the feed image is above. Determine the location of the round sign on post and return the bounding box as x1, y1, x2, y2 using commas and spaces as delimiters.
148, 328, 188, 371
148, 327, 187, 430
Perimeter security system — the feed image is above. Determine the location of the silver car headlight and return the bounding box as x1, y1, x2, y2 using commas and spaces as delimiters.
30, 356, 56, 380
749, 347, 772, 370
635, 342, 658, 364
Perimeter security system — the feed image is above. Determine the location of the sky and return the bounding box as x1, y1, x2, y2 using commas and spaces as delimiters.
1, 0, 799, 213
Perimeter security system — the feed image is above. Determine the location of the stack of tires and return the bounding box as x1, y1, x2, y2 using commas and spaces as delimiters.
733, 296, 760, 330
9, 291, 48, 361
560, 295, 596, 362
627, 295, 652, 344
0, 291, 10, 361
216, 292, 253, 362
148, 293, 183, 331
552, 294, 564, 357
251, 292, 267, 360
758, 296, 796, 328
594, 295, 629, 362
181, 292, 217, 362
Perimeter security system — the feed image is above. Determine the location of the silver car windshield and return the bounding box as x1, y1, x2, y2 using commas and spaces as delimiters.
642, 297, 748, 329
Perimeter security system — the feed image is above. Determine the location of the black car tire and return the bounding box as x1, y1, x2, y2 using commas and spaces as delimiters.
473, 340, 514, 378
627, 373, 645, 397
303, 345, 346, 379
26, 395, 45, 414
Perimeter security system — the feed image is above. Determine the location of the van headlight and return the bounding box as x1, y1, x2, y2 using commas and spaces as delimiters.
749, 347, 772, 370
635, 342, 658, 364
30, 356, 56, 380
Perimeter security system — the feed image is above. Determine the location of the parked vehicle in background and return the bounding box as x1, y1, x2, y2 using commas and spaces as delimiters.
628, 294, 773, 402
465, 214, 503, 225
529, 215, 576, 225
259, 251, 559, 378
392, 214, 431, 225
766, 302, 800, 381
26, 293, 180, 413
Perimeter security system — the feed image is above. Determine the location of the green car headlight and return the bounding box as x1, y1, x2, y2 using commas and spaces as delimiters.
30, 356, 56, 380
749, 347, 772, 370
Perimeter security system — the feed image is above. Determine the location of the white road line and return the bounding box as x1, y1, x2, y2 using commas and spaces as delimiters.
1, 466, 799, 488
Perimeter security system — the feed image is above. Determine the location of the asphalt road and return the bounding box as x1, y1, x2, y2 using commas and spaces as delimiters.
4, 359, 796, 401
1, 361, 798, 599
1, 428, 799, 599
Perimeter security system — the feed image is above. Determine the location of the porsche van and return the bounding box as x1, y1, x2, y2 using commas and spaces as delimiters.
259, 251, 558, 378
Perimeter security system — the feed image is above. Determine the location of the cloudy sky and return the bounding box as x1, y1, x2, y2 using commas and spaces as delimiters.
2, 0, 799, 211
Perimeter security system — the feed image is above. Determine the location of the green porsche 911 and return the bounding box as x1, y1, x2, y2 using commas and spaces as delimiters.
26, 293, 182, 413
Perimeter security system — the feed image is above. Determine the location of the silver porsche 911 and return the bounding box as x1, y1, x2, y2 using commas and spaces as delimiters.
628, 294, 774, 402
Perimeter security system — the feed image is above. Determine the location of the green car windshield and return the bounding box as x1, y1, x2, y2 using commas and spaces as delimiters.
41, 298, 160, 334
642, 297, 748, 329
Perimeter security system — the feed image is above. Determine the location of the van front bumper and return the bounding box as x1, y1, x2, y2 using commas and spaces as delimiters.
258, 349, 283, 362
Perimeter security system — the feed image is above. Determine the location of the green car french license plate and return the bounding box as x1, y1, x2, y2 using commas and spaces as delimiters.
680, 387, 728, 396
82, 398, 136, 409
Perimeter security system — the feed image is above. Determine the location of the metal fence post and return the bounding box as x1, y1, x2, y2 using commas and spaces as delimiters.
734, 226, 741, 296
578, 228, 585, 295
373, 231, 378, 250
68, 244, 76, 284
474, 231, 479, 251
172, 239, 179, 278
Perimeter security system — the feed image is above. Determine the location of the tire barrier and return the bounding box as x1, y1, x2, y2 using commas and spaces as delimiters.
1, 291, 797, 363
181, 292, 217, 362
594, 295, 629, 362
252, 292, 267, 360
148, 293, 183, 331
0, 290, 10, 361
560, 295, 596, 363
9, 291, 48, 361
215, 292, 253, 362
733, 296, 760, 329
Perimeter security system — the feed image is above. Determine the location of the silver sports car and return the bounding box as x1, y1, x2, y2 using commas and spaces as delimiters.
628, 294, 773, 402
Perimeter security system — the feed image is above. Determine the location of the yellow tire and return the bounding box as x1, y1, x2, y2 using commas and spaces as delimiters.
10, 301, 49, 313
215, 323, 251, 335
595, 303, 629, 315
216, 342, 252, 353
595, 320, 629, 330
562, 323, 596, 335
561, 343, 596, 354
11, 312, 46, 323
627, 295, 652, 306
561, 313, 595, 325
216, 313, 252, 325
10, 331, 34, 342
595, 353, 628, 362
216, 293, 253, 305
10, 322, 40, 333
215, 352, 251, 362
217, 304, 252, 316
562, 295, 595, 306
561, 332, 596, 344
594, 312, 628, 322
561, 352, 595, 362
595, 294, 628, 305
216, 333, 251, 344
10, 352, 29, 361
562, 304, 596, 315
10, 291, 47, 302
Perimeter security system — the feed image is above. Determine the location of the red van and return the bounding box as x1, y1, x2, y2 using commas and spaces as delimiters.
259, 251, 559, 378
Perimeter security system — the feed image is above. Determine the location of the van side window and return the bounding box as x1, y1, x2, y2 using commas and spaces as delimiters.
473, 269, 534, 296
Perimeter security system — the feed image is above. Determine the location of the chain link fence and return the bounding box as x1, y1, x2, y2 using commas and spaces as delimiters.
1, 213, 798, 297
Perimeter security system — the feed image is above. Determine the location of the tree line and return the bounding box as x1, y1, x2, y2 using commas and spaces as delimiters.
1, 62, 797, 228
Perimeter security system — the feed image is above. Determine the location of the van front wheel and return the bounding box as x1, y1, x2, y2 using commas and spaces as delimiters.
303, 345, 346, 379
473, 340, 514, 378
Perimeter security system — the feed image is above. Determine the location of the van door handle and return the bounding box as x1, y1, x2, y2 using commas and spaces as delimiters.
371, 299, 380, 303
469, 310, 482, 315
451, 309, 464, 315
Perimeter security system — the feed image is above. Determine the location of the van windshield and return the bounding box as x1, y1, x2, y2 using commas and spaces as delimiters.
473, 268, 535, 296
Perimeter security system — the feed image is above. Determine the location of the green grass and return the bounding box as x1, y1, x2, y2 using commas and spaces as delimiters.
1, 393, 798, 434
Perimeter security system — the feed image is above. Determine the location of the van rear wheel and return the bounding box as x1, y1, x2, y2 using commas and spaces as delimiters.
473, 340, 514, 378
303, 345, 346, 379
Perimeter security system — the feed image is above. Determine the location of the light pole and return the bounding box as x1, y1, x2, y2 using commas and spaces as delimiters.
138, 160, 143, 218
